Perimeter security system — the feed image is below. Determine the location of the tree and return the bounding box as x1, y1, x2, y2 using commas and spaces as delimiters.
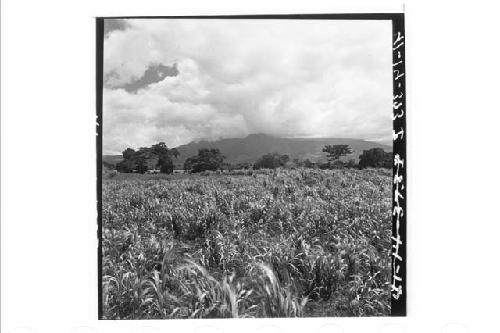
134, 147, 155, 174
183, 156, 197, 172
158, 157, 174, 174
152, 142, 179, 174
135, 154, 150, 174
322, 145, 353, 162
184, 148, 225, 173
358, 148, 392, 169
253, 153, 289, 169
122, 148, 136, 160
116, 148, 138, 173
115, 142, 179, 174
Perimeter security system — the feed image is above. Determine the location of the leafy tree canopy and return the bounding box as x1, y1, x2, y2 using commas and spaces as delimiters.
184, 148, 225, 173
116, 142, 179, 174
358, 148, 392, 169
322, 145, 353, 161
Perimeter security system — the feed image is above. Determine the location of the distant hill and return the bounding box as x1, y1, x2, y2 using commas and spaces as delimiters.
102, 154, 124, 166
103, 134, 391, 168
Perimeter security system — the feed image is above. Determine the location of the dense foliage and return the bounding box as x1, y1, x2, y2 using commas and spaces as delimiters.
184, 148, 225, 173
359, 148, 392, 169
116, 143, 179, 174
102, 168, 392, 319
253, 153, 290, 169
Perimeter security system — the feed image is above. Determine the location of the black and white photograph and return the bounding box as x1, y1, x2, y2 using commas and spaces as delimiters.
7, 0, 500, 332
98, 16, 404, 319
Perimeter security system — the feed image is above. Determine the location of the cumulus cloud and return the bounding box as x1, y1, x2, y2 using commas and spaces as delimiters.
103, 19, 392, 154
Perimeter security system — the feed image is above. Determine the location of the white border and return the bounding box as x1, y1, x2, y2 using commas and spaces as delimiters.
3, 0, 500, 332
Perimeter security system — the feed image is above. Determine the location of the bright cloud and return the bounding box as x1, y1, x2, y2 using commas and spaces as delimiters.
103, 19, 392, 154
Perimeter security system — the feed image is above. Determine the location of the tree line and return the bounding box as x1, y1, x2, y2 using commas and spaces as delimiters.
111, 143, 392, 174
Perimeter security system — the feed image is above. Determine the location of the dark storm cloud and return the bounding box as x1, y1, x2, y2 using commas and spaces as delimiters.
104, 19, 130, 38
105, 63, 179, 93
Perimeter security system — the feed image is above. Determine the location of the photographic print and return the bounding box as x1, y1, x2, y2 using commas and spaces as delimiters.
97, 15, 406, 319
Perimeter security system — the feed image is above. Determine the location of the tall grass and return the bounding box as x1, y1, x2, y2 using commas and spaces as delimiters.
102, 168, 391, 319
251, 263, 308, 317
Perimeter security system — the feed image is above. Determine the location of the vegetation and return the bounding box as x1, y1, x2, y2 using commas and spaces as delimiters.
116, 143, 179, 174
359, 148, 392, 169
253, 153, 290, 170
184, 148, 225, 173
108, 142, 393, 174
228, 162, 253, 170
102, 168, 392, 319
322, 145, 353, 162
294, 158, 315, 169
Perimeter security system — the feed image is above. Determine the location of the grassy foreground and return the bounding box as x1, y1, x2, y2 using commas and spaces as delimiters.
102, 168, 392, 319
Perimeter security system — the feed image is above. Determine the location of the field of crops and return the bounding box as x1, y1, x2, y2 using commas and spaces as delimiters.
102, 168, 392, 319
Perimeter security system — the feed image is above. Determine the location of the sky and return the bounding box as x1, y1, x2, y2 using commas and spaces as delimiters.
103, 19, 392, 154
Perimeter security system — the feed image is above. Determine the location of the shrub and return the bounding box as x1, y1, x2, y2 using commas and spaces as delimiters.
358, 148, 392, 169
254, 153, 289, 169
